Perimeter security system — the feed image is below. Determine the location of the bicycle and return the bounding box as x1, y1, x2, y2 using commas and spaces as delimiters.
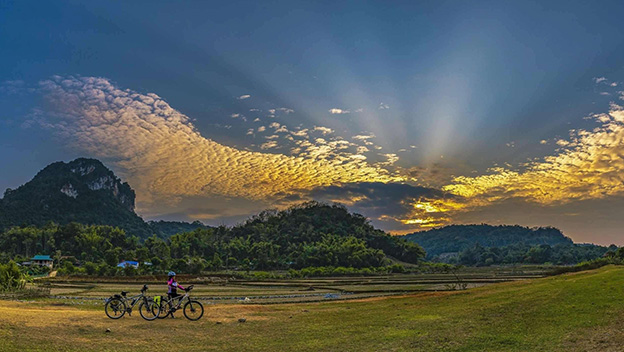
104, 284, 161, 321
157, 285, 204, 321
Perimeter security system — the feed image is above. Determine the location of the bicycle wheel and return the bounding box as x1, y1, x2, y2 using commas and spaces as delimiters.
105, 297, 126, 319
157, 299, 173, 319
183, 300, 204, 321
139, 299, 160, 321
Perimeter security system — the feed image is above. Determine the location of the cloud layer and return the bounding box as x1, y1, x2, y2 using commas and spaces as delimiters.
32, 76, 402, 214
443, 102, 624, 207
22, 76, 624, 236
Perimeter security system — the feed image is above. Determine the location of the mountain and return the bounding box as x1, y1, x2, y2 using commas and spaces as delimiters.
148, 220, 210, 237
403, 224, 574, 259
0, 158, 207, 239
0, 158, 153, 237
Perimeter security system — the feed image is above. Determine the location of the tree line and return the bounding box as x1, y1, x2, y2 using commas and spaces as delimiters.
0, 202, 426, 275
448, 242, 613, 266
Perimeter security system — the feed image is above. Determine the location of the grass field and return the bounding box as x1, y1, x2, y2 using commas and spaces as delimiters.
2, 266, 624, 351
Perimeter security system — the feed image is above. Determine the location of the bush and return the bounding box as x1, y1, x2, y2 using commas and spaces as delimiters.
387, 264, 405, 273
23, 265, 50, 276
83, 262, 97, 275
0, 261, 26, 291
57, 261, 76, 276
123, 265, 137, 276
97, 263, 109, 276
548, 258, 620, 275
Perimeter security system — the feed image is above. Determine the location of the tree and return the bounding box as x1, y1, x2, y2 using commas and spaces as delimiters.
83, 262, 97, 275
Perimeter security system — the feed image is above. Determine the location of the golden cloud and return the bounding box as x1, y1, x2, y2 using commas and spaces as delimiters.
34, 76, 403, 212
443, 104, 624, 206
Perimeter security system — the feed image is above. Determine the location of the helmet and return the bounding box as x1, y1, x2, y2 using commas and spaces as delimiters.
168, 271, 176, 276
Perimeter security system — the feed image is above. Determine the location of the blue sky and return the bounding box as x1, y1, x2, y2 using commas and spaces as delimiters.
2, 1, 624, 244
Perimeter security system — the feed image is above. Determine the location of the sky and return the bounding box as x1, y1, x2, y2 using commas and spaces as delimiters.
1, 1, 624, 244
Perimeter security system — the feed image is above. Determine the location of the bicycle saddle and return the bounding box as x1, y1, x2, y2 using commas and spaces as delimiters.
121, 291, 128, 296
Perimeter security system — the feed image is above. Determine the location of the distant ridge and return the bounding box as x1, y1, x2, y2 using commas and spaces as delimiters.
148, 220, 210, 237
403, 224, 573, 259
0, 158, 207, 238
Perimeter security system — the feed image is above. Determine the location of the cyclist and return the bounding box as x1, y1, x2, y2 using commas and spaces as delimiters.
167, 271, 185, 299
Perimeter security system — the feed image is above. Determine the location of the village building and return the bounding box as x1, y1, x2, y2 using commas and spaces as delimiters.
117, 260, 139, 269
30, 255, 54, 269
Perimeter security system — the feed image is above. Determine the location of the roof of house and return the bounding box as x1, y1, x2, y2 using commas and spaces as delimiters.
31, 255, 53, 261
117, 260, 139, 267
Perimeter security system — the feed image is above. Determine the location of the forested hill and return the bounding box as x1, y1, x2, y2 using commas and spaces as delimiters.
403, 224, 573, 259
0, 158, 205, 239
225, 202, 426, 265
148, 220, 210, 237
0, 202, 426, 271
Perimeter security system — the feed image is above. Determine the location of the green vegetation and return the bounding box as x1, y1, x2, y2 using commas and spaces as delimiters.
0, 261, 26, 291
452, 242, 613, 266
0, 202, 425, 274
2, 266, 624, 351
148, 220, 210, 237
404, 224, 574, 259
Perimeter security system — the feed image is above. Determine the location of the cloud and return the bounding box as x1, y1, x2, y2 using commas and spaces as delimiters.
31, 76, 401, 214
303, 182, 462, 231
260, 141, 279, 149
594, 77, 607, 84
379, 153, 399, 166
313, 126, 333, 134
257, 126, 266, 132
329, 108, 350, 114
352, 134, 375, 141
443, 104, 624, 206
0, 80, 26, 94
278, 107, 294, 114
290, 129, 309, 137
237, 94, 251, 100
378, 102, 390, 110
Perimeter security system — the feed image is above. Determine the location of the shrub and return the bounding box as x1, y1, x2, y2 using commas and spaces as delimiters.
83, 262, 97, 275
0, 261, 26, 291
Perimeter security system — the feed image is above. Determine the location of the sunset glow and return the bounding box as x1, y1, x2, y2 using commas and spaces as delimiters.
2, 1, 624, 244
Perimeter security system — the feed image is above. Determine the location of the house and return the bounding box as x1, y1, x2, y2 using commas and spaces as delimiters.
30, 255, 54, 269
117, 261, 139, 269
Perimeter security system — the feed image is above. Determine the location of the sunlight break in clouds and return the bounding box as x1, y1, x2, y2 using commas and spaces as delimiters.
33, 76, 402, 211
443, 102, 624, 206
